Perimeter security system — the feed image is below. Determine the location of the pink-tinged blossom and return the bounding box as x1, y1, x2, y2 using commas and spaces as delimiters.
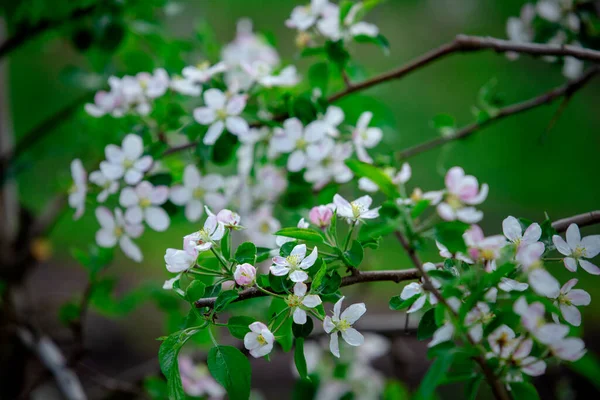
99, 134, 153, 185
552, 223, 600, 275
95, 207, 143, 262
465, 302, 494, 343
234, 263, 256, 286
487, 325, 546, 379
137, 68, 170, 99
119, 181, 170, 232
164, 248, 196, 273
352, 112, 382, 164
216, 209, 242, 229
323, 296, 366, 358
436, 241, 473, 264
270, 244, 318, 283
516, 242, 560, 298
437, 167, 488, 223
193, 89, 249, 145
286, 282, 322, 324
244, 322, 274, 358
400, 262, 441, 313
549, 336, 586, 361
69, 159, 87, 220
333, 194, 380, 223
84, 90, 123, 117
502, 216, 541, 249
184, 213, 225, 256
270, 118, 331, 172
304, 142, 353, 189
170, 165, 226, 222
309, 205, 333, 228
178, 355, 225, 399
89, 170, 118, 203
550, 278, 591, 327
464, 225, 506, 271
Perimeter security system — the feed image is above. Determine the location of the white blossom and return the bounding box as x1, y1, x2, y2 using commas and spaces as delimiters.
502, 216, 541, 249
286, 282, 322, 324
270, 244, 318, 283
516, 242, 560, 297
286, 0, 330, 31
170, 165, 226, 222
245, 205, 281, 248
95, 207, 143, 262
304, 142, 353, 189
89, 170, 118, 203
270, 118, 331, 172
184, 211, 226, 256
352, 112, 382, 164
244, 322, 274, 358
193, 89, 249, 145
553, 223, 600, 275
323, 296, 366, 358
437, 167, 488, 223
99, 134, 153, 185
333, 194, 380, 223
550, 278, 591, 326
164, 248, 196, 273
119, 181, 170, 232
399, 262, 441, 313
69, 159, 87, 220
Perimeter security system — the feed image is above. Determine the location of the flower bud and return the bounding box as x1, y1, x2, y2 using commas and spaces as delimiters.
217, 209, 241, 228
309, 206, 333, 228
234, 263, 256, 286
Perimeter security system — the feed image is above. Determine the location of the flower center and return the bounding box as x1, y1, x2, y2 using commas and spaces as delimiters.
216, 109, 228, 120
573, 246, 586, 259
296, 137, 308, 150
446, 194, 463, 209
196, 228, 210, 243
68, 184, 78, 194
481, 249, 496, 261
192, 187, 205, 199
114, 226, 124, 238
410, 188, 423, 202
196, 61, 210, 70
139, 198, 152, 208
334, 319, 351, 332
558, 293, 572, 306
286, 255, 301, 268
123, 159, 134, 169
350, 202, 364, 218
259, 222, 271, 233
256, 334, 267, 345
286, 294, 302, 308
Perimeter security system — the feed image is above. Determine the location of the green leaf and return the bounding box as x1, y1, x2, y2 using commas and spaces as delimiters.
58, 301, 80, 325
346, 159, 400, 198
275, 227, 325, 243
308, 62, 329, 93
222, 229, 231, 260
339, 1, 354, 23
383, 380, 411, 400
280, 241, 298, 257
360, 237, 380, 249
343, 240, 364, 267
411, 199, 431, 218
71, 245, 113, 278
464, 375, 483, 400
311, 261, 328, 292
208, 346, 252, 400
214, 290, 239, 312
509, 382, 540, 400
256, 247, 272, 263
186, 280, 206, 303
320, 271, 342, 295
353, 34, 390, 54
294, 338, 309, 380
268, 298, 293, 352
292, 317, 314, 338
290, 95, 318, 123
415, 352, 455, 400
158, 329, 201, 400
235, 242, 257, 265
324, 40, 350, 69
211, 132, 239, 165
417, 309, 438, 340
227, 316, 256, 339
389, 294, 419, 311
269, 273, 293, 294
434, 221, 470, 253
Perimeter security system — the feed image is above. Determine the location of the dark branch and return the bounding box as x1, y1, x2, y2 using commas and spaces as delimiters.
552, 210, 600, 233
194, 268, 419, 308
397, 66, 599, 160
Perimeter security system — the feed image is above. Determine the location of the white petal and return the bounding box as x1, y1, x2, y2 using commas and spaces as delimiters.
564, 257, 578, 272
226, 95, 247, 115
134, 156, 153, 172
400, 282, 422, 300
287, 150, 307, 172
437, 203, 456, 221
582, 235, 600, 258
536, 323, 569, 344
340, 303, 366, 324
407, 295, 426, 313
169, 186, 191, 205
568, 289, 591, 306
226, 116, 249, 136
552, 235, 572, 256
145, 207, 170, 232
293, 282, 307, 297
119, 235, 143, 262
579, 259, 600, 275
566, 224, 581, 248
560, 304, 581, 326
299, 247, 318, 269
289, 270, 309, 282
502, 216, 522, 242
522, 223, 542, 244
203, 121, 225, 145
333, 297, 344, 319
122, 134, 144, 160
291, 244, 307, 258
270, 264, 290, 276
125, 206, 143, 225
341, 328, 364, 346
95, 207, 115, 230
100, 161, 124, 181
302, 295, 322, 308
329, 332, 340, 358
96, 229, 117, 248
119, 187, 139, 207
193, 107, 216, 124
150, 186, 169, 205
124, 169, 143, 185
293, 308, 307, 325
429, 323, 454, 347
203, 88, 227, 109
521, 358, 546, 376
529, 269, 560, 298
323, 316, 335, 333
185, 200, 204, 222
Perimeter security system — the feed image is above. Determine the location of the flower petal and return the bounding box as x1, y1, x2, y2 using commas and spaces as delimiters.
145, 206, 170, 232
341, 328, 364, 346
340, 303, 366, 324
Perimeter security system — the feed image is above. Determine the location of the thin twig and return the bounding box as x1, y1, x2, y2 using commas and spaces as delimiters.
552, 210, 600, 233
397, 66, 599, 160
194, 268, 420, 308
393, 231, 511, 400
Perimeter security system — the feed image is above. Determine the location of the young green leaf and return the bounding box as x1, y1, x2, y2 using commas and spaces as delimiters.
235, 242, 257, 265
158, 329, 201, 400
417, 308, 438, 340
434, 221, 470, 253
275, 227, 326, 243
294, 338, 309, 380
186, 280, 206, 303
346, 159, 400, 198
389, 294, 419, 311
343, 240, 364, 267
509, 382, 540, 400
214, 290, 239, 312
227, 316, 257, 339
414, 352, 455, 400
208, 345, 252, 400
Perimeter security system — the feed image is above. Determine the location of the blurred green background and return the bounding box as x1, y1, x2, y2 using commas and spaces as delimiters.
3, 0, 600, 396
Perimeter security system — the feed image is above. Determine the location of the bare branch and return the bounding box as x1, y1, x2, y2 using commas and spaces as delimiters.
397, 66, 599, 160
194, 268, 419, 308
552, 210, 600, 233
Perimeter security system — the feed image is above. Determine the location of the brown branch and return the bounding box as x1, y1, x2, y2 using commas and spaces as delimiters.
194, 268, 419, 308
552, 210, 600, 233
397, 66, 599, 160
393, 230, 511, 400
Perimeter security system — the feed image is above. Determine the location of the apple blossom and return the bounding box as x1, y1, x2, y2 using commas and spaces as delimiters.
178, 355, 225, 399
552, 223, 600, 275
193, 89, 249, 145
502, 216, 542, 249
244, 322, 274, 358
95, 207, 143, 262
137, 68, 170, 99
252, 165, 288, 202
333, 194, 380, 223
243, 62, 299, 88
304, 142, 353, 189
89, 170, 119, 203
84, 89, 123, 117
245, 205, 281, 248
317, 2, 379, 42
487, 326, 547, 379
99, 134, 153, 185
323, 296, 366, 358
513, 297, 569, 345
320, 105, 344, 137
170, 165, 225, 222
69, 159, 87, 220
286, 0, 330, 31
437, 166, 488, 223
436, 241, 473, 264
465, 302, 495, 343
399, 262, 441, 313
464, 225, 506, 271
516, 241, 560, 297
428, 323, 454, 348
184, 213, 225, 256
351, 112, 382, 164
270, 117, 330, 172
286, 282, 322, 324
270, 244, 318, 283
164, 248, 196, 273
119, 181, 170, 232
548, 336, 586, 361
216, 209, 242, 229
550, 278, 591, 326
234, 263, 256, 286
182, 61, 227, 85
309, 205, 333, 228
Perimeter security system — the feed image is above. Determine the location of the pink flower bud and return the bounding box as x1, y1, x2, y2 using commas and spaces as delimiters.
234, 263, 256, 286
309, 206, 333, 228
217, 209, 241, 228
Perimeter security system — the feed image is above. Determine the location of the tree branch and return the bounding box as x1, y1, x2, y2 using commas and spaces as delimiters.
552, 210, 600, 233
194, 268, 420, 308
396, 66, 599, 160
